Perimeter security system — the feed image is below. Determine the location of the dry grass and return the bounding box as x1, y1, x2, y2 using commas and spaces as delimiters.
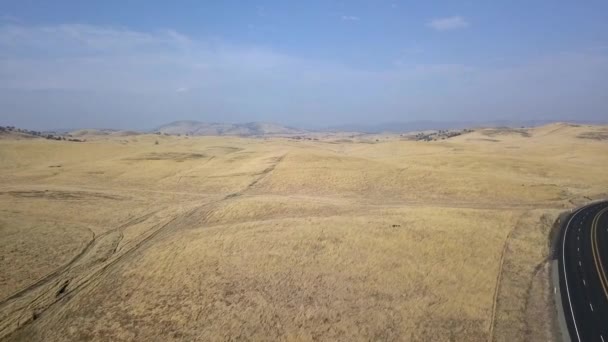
0, 123, 607, 341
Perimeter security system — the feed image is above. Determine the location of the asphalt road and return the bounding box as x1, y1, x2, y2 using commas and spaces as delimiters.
559, 201, 608, 342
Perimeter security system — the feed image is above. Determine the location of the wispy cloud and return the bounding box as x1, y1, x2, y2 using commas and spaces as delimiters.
427, 16, 469, 31
0, 22, 606, 129
256, 6, 266, 17
341, 15, 360, 21
0, 14, 19, 23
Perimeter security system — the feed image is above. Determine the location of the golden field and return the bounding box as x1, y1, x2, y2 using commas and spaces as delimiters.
1, 123, 607, 341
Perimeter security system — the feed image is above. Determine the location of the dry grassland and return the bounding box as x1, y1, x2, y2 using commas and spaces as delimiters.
1, 123, 607, 341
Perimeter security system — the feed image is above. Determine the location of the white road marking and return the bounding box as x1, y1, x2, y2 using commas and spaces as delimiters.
579, 261, 582, 266
583, 279, 586, 286
590, 302, 594, 312
563, 207, 585, 342
601, 334, 605, 342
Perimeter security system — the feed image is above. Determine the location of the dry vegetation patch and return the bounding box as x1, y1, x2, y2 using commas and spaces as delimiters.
13, 207, 515, 341
577, 130, 608, 141
126, 152, 207, 162
489, 209, 561, 342
3, 190, 125, 201
0, 124, 607, 341
480, 128, 531, 138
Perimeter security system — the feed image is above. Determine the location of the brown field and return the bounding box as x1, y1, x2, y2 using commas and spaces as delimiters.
1, 123, 607, 341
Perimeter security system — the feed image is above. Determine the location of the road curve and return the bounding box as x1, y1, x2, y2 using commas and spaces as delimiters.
559, 201, 608, 342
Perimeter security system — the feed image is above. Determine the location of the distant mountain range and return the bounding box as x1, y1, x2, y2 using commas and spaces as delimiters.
323, 119, 607, 134
33, 119, 607, 137
156, 119, 599, 136
154, 121, 304, 136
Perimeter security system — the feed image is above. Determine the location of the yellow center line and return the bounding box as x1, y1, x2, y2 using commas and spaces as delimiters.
591, 206, 608, 301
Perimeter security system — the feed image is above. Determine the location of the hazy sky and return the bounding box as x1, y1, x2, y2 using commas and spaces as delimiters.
1, 1, 607, 130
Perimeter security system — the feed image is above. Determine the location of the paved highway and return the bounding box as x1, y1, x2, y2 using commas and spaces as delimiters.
559, 201, 608, 342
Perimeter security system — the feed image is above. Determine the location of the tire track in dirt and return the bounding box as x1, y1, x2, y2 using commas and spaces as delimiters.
2, 191, 251, 339
227, 153, 287, 198
487, 211, 526, 342
0, 227, 96, 306
0, 210, 162, 338
168, 156, 217, 184
0, 211, 157, 307
2, 154, 287, 339
47, 153, 288, 298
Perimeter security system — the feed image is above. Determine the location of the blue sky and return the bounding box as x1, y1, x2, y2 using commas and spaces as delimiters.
1, 1, 607, 129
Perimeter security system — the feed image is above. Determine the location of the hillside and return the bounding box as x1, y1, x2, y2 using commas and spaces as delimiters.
155, 120, 304, 136
1, 123, 607, 341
